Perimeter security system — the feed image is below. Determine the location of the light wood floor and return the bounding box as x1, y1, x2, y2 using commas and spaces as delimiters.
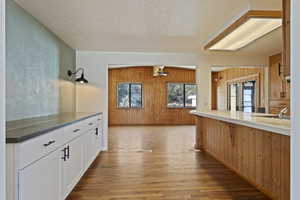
67, 126, 270, 200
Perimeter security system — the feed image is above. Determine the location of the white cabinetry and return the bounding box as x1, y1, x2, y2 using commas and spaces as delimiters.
62, 136, 83, 199
19, 149, 61, 200
6, 113, 103, 200
84, 129, 95, 169
83, 128, 100, 169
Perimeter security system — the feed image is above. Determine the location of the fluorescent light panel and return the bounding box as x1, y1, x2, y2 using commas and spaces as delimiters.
209, 18, 282, 51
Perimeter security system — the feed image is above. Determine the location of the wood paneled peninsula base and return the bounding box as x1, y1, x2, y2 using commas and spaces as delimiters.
191, 110, 290, 200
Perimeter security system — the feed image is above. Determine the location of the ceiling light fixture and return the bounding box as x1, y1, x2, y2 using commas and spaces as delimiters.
68, 68, 89, 84
153, 66, 168, 77
204, 10, 282, 51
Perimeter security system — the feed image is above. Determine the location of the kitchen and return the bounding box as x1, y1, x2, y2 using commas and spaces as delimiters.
0, 0, 300, 200
192, 7, 291, 199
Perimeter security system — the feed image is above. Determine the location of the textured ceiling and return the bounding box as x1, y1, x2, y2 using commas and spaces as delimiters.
15, 0, 282, 55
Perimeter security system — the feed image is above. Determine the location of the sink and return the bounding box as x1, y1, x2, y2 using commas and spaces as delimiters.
252, 114, 290, 120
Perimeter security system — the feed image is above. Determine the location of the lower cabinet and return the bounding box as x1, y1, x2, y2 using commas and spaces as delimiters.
84, 129, 97, 169
19, 149, 62, 200
62, 136, 84, 199
7, 114, 103, 200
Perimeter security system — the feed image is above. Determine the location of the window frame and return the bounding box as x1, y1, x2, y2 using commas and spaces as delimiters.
227, 75, 259, 113
242, 81, 256, 113
117, 82, 143, 109
166, 82, 197, 109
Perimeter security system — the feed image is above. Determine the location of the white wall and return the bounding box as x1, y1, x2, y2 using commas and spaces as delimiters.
0, 0, 5, 199
76, 51, 268, 150
196, 66, 212, 110
291, 0, 299, 199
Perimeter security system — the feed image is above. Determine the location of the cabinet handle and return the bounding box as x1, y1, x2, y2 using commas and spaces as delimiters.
66, 145, 70, 159
229, 125, 235, 146
62, 148, 67, 161
278, 63, 282, 76
95, 128, 99, 136
73, 129, 80, 133
43, 140, 56, 147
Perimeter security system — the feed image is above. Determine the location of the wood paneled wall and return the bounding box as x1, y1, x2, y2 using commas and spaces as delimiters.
211, 68, 265, 110
109, 67, 196, 125
195, 117, 290, 200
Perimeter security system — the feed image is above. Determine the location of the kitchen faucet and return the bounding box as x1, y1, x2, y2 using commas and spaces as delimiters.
278, 106, 289, 119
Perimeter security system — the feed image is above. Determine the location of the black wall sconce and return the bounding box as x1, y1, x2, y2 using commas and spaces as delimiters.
67, 68, 88, 84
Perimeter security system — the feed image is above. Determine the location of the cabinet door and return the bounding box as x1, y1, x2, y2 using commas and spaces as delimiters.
83, 129, 98, 169
83, 131, 92, 169
62, 136, 83, 199
98, 123, 103, 151
19, 149, 61, 200
269, 54, 284, 100
95, 127, 101, 155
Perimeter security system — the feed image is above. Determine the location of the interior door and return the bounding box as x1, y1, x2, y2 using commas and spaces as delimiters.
62, 136, 83, 198
19, 149, 61, 200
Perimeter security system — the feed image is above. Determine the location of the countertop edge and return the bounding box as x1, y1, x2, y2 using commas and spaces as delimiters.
6, 112, 102, 144
190, 111, 290, 136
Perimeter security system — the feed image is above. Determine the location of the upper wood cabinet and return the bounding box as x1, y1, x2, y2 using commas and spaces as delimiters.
283, 0, 291, 76
269, 53, 290, 114
269, 54, 285, 100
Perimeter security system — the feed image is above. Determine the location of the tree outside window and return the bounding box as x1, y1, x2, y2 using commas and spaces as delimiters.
167, 83, 197, 108
118, 83, 142, 108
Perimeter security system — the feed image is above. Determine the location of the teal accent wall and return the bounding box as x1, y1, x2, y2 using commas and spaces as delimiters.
6, 0, 76, 121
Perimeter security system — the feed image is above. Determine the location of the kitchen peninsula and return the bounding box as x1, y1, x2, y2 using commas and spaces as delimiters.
191, 110, 290, 200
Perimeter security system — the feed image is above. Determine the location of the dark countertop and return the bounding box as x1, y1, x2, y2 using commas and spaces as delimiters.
6, 112, 102, 143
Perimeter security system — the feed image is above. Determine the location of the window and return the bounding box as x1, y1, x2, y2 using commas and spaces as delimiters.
242, 81, 255, 113
228, 81, 256, 113
229, 84, 238, 111
117, 83, 142, 108
167, 83, 197, 108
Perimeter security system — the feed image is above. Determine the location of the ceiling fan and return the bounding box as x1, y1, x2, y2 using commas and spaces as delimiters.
153, 66, 168, 77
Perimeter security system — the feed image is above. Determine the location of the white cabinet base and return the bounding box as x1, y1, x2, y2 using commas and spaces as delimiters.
19, 149, 61, 200
6, 113, 103, 200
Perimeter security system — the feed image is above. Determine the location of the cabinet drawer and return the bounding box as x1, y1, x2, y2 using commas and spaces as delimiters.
19, 128, 65, 169
82, 116, 99, 131
64, 121, 86, 143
